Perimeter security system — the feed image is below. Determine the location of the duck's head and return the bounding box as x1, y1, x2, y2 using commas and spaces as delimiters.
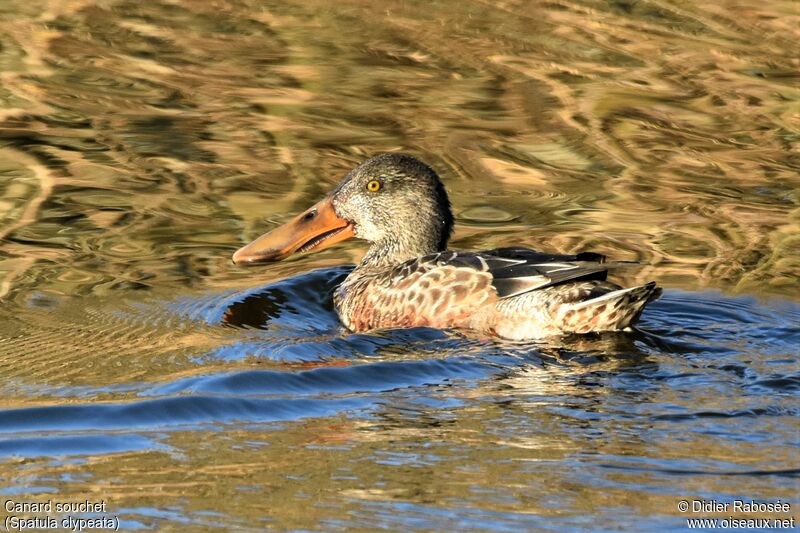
233, 153, 454, 266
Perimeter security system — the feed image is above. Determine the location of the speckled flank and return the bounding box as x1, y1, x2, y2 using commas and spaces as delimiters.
336, 264, 495, 331
334, 249, 662, 340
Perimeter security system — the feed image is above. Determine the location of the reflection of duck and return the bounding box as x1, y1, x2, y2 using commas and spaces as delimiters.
233, 154, 660, 339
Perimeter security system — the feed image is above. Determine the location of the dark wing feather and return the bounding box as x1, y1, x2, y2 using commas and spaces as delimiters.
490, 262, 612, 298
483, 248, 638, 298
400, 247, 637, 299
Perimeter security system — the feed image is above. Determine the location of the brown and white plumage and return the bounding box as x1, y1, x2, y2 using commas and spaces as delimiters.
334, 248, 660, 338
233, 154, 661, 340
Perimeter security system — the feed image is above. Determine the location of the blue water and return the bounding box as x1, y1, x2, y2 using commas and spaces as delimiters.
1, 268, 797, 529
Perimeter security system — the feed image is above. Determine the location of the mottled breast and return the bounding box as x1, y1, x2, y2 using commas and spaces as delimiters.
334, 263, 496, 332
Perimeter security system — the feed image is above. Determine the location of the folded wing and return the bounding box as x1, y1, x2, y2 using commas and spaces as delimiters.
395, 247, 637, 299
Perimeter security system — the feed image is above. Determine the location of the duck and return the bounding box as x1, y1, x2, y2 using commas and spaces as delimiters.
232, 153, 661, 340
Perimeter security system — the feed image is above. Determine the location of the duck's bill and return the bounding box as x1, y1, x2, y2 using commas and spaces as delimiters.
232, 197, 354, 264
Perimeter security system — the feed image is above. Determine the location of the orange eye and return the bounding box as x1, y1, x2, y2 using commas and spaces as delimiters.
366, 180, 381, 192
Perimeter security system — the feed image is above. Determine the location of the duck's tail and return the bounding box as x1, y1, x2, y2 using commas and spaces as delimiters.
562, 281, 662, 334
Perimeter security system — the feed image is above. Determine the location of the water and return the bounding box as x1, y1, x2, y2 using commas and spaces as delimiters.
0, 0, 798, 530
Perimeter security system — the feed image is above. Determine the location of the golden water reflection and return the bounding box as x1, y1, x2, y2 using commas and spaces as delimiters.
0, 0, 796, 302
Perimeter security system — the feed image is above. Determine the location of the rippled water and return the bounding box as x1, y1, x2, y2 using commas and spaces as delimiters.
0, 0, 798, 530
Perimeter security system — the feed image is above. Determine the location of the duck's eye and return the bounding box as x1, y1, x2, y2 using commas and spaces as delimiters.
366, 180, 381, 192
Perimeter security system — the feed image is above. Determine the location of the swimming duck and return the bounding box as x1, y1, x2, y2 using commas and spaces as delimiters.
233, 154, 661, 339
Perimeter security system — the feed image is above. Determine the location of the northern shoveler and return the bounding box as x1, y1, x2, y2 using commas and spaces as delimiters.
233, 154, 661, 340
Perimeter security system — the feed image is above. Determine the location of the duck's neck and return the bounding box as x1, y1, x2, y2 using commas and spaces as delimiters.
356, 236, 442, 273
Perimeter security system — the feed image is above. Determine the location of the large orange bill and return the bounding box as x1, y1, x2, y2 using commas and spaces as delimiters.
233, 197, 354, 264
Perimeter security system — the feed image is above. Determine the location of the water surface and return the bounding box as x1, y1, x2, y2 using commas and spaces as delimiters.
0, 0, 798, 530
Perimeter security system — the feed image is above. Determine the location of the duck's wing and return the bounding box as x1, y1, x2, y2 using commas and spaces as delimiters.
395, 247, 637, 299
